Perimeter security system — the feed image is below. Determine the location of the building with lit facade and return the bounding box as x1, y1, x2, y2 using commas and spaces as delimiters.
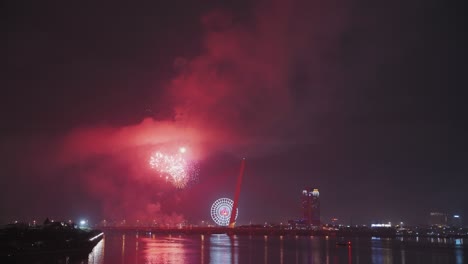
429, 212, 447, 226
301, 188, 320, 226
451, 215, 462, 228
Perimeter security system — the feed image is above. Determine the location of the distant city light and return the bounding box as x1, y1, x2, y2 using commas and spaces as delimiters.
371, 223, 391, 228
312, 189, 320, 197
454, 215, 460, 218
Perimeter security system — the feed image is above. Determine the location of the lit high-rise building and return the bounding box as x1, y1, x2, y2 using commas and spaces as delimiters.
429, 212, 447, 226
451, 215, 462, 228
302, 188, 320, 226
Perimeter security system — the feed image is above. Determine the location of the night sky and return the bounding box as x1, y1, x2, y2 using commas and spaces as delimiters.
3, 0, 467, 226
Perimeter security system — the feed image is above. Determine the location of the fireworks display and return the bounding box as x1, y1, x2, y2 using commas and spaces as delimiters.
149, 146, 199, 188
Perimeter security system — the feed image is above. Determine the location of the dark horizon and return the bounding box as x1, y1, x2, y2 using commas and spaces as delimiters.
2, 0, 467, 227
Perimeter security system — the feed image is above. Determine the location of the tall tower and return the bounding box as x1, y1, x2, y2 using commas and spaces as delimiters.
302, 188, 320, 226
228, 158, 246, 228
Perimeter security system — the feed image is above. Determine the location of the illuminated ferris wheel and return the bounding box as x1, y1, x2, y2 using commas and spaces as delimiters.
210, 198, 238, 226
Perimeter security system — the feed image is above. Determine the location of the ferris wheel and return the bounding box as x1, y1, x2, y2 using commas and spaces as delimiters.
210, 198, 238, 226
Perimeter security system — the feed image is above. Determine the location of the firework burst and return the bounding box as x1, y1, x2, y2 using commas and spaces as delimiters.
149, 147, 198, 188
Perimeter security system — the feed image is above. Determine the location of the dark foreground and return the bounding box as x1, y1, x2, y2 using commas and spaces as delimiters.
0, 222, 103, 263
3, 230, 466, 263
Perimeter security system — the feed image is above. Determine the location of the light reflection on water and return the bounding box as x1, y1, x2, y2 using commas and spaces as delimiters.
141, 236, 186, 264
87, 239, 105, 264
65, 233, 468, 264
211, 234, 240, 264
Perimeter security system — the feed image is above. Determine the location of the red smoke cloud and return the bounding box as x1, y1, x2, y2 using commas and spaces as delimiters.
49, 0, 348, 223
170, 7, 293, 145
60, 0, 349, 162
58, 118, 206, 165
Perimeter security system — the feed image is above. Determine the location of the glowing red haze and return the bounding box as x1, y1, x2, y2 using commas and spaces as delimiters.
46, 0, 348, 223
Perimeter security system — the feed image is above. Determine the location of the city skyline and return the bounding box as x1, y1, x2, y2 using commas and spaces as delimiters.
1, 181, 464, 227
2, 0, 467, 226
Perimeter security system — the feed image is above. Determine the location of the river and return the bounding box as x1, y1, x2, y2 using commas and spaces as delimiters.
19, 231, 468, 263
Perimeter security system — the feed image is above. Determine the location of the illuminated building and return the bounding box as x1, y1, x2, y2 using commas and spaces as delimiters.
451, 215, 462, 228
301, 188, 320, 226
429, 212, 447, 226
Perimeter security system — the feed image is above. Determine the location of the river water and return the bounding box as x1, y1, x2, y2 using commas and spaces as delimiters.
25, 231, 468, 263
